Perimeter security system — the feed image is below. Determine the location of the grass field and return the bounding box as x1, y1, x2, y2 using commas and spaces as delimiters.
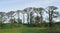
0, 23, 48, 33
0, 23, 60, 33
0, 27, 48, 33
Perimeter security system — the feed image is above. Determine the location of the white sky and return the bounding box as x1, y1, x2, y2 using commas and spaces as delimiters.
0, 0, 60, 12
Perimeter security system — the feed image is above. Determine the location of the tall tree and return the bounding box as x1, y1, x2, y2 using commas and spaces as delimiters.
24, 7, 33, 24
16, 10, 21, 23
37, 7, 45, 27
6, 11, 15, 27
22, 10, 25, 24
33, 8, 39, 24
35, 16, 40, 27
30, 12, 34, 24
46, 6, 58, 27
0, 12, 5, 28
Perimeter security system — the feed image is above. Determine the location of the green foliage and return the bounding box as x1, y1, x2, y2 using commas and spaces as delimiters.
35, 16, 40, 24
43, 22, 49, 27
1, 23, 23, 29
2, 23, 11, 29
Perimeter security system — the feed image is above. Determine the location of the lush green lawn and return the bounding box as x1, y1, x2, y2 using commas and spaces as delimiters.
0, 23, 48, 33
22, 27, 48, 33
0, 28, 22, 33
0, 27, 47, 33
0, 23, 60, 33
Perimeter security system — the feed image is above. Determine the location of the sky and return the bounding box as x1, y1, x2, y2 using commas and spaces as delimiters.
0, 0, 60, 12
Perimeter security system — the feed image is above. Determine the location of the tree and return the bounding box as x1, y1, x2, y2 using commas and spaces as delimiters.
6, 11, 15, 27
37, 7, 45, 27
24, 7, 33, 24
46, 6, 58, 27
22, 10, 25, 24
16, 10, 22, 23
32, 8, 39, 24
0, 12, 5, 28
46, 6, 59, 32
30, 12, 34, 24
35, 16, 41, 27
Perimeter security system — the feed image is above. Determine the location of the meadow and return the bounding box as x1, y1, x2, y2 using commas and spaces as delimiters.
0, 23, 47, 33
0, 23, 60, 33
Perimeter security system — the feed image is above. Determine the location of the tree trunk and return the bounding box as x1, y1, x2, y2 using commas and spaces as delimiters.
11, 14, 14, 28
23, 13, 25, 24
0, 16, 2, 29
18, 12, 20, 23
29, 13, 30, 24
40, 12, 43, 27
48, 11, 54, 32
49, 11, 53, 27
27, 13, 30, 24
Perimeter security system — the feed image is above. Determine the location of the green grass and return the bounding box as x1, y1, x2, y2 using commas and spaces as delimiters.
22, 27, 47, 33
0, 27, 47, 33
0, 28, 22, 33
0, 23, 60, 33
0, 23, 48, 33
2, 23, 23, 29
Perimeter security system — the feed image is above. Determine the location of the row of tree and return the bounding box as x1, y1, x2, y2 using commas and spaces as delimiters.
0, 6, 60, 28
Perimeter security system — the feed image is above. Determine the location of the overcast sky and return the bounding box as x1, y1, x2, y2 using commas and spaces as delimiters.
0, 0, 60, 12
